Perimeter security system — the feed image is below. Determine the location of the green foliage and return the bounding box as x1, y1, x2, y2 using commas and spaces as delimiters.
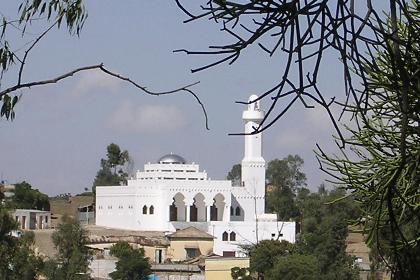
0, 205, 19, 278
109, 241, 151, 280
0, 205, 43, 280
231, 266, 252, 280
249, 187, 359, 280
92, 143, 132, 192
249, 240, 294, 274
227, 163, 241, 186
265, 254, 320, 280
266, 155, 306, 190
109, 241, 133, 259
0, 0, 87, 120
44, 215, 91, 280
296, 187, 359, 280
8, 232, 44, 280
9, 181, 50, 211
317, 2, 420, 277
266, 155, 306, 220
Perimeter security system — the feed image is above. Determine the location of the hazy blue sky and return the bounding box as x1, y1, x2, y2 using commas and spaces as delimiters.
0, 1, 364, 195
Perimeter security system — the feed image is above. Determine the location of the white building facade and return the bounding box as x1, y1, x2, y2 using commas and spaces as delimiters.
96, 95, 296, 256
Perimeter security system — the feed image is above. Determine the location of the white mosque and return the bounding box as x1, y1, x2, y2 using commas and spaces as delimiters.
95, 95, 296, 256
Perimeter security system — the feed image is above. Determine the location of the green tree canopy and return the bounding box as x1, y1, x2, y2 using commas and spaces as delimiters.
296, 187, 359, 280
316, 3, 420, 277
266, 155, 306, 220
44, 215, 91, 280
9, 181, 50, 211
248, 187, 359, 280
227, 164, 241, 186
0, 204, 43, 280
249, 240, 294, 275
92, 143, 132, 190
109, 241, 151, 280
265, 254, 320, 280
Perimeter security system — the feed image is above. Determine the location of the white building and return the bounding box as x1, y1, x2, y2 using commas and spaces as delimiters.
96, 95, 296, 256
13, 209, 51, 230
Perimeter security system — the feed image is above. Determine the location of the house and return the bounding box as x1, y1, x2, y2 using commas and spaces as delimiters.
167, 226, 214, 261
13, 209, 51, 230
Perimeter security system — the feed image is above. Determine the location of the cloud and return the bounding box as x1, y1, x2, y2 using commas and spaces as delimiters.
70, 69, 122, 97
107, 102, 187, 133
274, 105, 339, 150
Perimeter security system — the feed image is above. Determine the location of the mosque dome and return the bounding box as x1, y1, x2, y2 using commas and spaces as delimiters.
158, 153, 186, 164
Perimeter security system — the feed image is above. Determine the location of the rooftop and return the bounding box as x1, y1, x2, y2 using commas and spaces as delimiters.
168, 226, 214, 240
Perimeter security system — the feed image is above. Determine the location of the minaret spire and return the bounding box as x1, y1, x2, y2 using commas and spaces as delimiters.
241, 95, 266, 217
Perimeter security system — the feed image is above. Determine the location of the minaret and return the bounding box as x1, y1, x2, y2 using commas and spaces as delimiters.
241, 95, 266, 217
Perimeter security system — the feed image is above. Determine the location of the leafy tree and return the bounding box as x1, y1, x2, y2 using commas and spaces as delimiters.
315, 3, 420, 277
9, 181, 50, 211
248, 187, 359, 280
296, 187, 359, 280
0, 205, 19, 278
227, 164, 241, 186
109, 241, 151, 280
265, 254, 320, 280
231, 266, 252, 280
0, 205, 43, 280
92, 143, 132, 192
44, 215, 91, 280
266, 155, 306, 220
249, 240, 294, 275
8, 232, 44, 280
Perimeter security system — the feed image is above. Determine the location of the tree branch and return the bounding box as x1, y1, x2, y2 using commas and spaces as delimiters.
1, 63, 209, 130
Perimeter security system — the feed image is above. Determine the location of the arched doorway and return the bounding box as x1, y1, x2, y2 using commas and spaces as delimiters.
169, 193, 186, 221
210, 193, 225, 221
190, 193, 206, 222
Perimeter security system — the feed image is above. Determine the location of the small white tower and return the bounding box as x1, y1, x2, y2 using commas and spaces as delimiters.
241, 95, 266, 218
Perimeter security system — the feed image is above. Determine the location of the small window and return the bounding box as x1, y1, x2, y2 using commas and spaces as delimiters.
230, 232, 236, 241
185, 248, 199, 259
271, 233, 276, 238
142, 205, 148, 214
235, 207, 241, 216
230, 206, 234, 216
222, 231, 228, 241
149, 205, 154, 215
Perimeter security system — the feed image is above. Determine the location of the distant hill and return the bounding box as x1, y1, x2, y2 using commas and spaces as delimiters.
49, 195, 94, 227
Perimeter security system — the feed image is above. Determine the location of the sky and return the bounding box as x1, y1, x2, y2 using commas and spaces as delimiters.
0, 1, 363, 196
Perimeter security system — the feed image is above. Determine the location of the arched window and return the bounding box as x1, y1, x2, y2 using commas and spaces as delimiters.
230, 232, 236, 241
235, 206, 241, 216
142, 205, 148, 214
222, 231, 228, 241
230, 206, 234, 216
149, 205, 154, 215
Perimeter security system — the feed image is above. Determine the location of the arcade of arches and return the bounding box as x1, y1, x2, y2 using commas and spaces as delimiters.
169, 192, 225, 222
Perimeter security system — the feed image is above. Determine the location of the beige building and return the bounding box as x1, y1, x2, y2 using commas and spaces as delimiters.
205, 256, 250, 280
166, 227, 214, 262
13, 209, 51, 230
